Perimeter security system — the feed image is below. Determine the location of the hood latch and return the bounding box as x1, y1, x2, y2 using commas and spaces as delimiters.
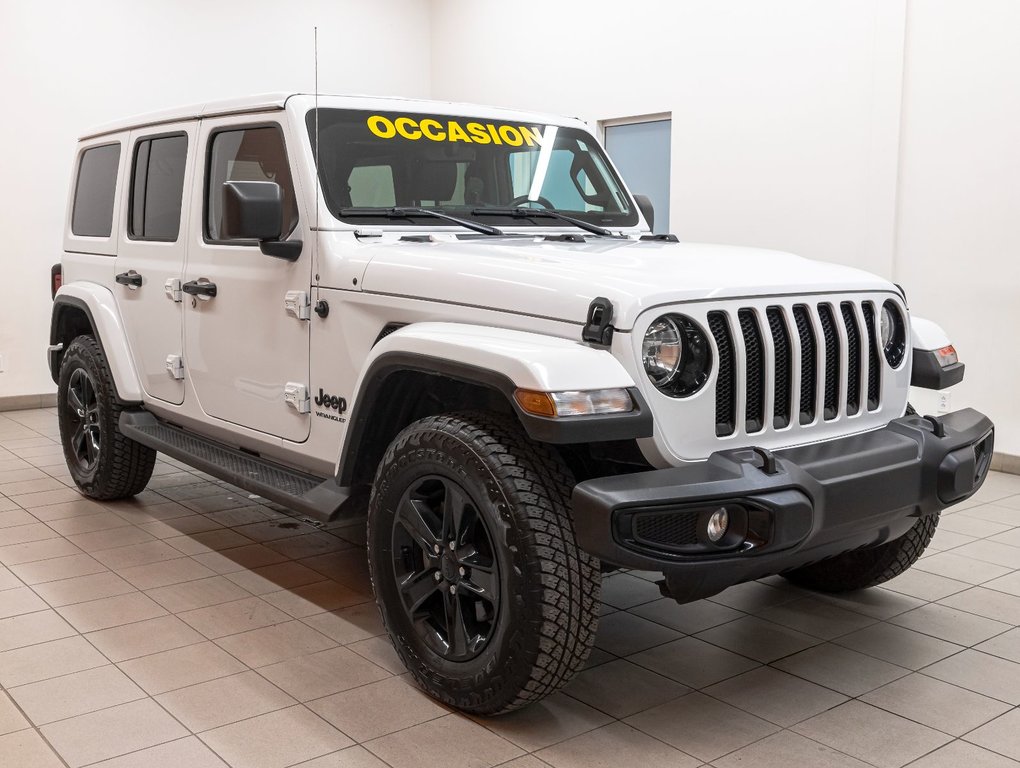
582, 297, 615, 347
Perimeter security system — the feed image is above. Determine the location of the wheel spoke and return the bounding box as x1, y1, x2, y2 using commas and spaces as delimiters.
67, 386, 85, 414
399, 570, 440, 614
441, 482, 469, 544
85, 428, 100, 465
397, 498, 441, 553
460, 565, 498, 604
444, 591, 470, 657
72, 424, 86, 458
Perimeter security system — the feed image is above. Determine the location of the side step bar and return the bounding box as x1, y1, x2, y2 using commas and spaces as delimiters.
119, 411, 352, 523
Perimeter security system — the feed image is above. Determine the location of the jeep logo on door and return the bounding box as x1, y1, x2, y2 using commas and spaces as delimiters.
314, 389, 348, 422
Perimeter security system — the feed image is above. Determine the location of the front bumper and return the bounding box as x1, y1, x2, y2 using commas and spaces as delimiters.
572, 408, 994, 603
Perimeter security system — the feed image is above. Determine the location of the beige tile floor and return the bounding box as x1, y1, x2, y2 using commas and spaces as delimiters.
0, 406, 1018, 768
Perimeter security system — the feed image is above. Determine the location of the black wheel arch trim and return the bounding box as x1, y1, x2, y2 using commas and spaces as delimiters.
336, 350, 653, 487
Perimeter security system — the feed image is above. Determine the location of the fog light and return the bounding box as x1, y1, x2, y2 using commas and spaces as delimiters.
706, 507, 729, 542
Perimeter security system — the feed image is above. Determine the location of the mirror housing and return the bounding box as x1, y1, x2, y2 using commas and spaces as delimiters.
634, 194, 655, 232
222, 181, 302, 261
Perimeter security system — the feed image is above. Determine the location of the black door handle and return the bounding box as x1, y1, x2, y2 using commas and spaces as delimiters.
115, 272, 142, 288
182, 280, 217, 298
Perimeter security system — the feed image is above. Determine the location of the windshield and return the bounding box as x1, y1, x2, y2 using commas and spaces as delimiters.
306, 109, 638, 228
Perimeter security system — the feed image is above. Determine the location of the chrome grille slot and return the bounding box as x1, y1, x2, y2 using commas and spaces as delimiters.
793, 304, 817, 425
841, 302, 862, 416
862, 301, 881, 410
766, 307, 792, 429
738, 309, 765, 434
818, 303, 840, 421
708, 311, 736, 437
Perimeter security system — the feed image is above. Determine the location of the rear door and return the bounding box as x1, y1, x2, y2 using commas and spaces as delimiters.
115, 123, 195, 404
182, 116, 312, 442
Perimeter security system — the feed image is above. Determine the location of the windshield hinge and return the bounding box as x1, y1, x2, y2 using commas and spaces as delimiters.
582, 297, 615, 347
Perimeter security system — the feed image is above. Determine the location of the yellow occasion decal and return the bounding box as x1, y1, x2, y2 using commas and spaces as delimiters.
366, 115, 548, 147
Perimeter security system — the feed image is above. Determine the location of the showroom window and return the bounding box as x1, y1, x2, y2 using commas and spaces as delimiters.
206, 126, 298, 242
71, 143, 120, 238
129, 134, 188, 241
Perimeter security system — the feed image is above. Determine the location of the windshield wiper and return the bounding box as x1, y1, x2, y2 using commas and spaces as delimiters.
471, 207, 620, 238
339, 206, 504, 236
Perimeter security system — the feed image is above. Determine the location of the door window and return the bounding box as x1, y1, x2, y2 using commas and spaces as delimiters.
72, 143, 120, 237
206, 126, 298, 242
129, 134, 188, 241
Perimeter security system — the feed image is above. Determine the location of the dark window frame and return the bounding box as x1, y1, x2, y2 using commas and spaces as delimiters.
202, 122, 299, 247
127, 130, 189, 243
71, 141, 121, 239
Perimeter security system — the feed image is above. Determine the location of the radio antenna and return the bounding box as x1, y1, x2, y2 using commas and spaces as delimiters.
313, 26, 320, 281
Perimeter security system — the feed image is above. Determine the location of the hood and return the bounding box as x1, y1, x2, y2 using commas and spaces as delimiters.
358, 235, 894, 330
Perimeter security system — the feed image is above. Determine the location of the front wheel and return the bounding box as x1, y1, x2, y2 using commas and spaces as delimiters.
57, 336, 156, 499
783, 513, 940, 592
367, 412, 601, 715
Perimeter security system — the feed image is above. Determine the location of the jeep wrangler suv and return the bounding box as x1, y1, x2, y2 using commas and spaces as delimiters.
49, 93, 994, 715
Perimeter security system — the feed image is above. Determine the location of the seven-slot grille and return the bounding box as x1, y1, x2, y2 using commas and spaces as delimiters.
708, 300, 884, 437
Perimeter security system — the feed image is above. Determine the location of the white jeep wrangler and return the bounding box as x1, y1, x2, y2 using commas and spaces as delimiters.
50, 93, 993, 715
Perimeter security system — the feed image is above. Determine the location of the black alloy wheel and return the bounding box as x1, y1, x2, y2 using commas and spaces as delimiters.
392, 475, 499, 662
368, 412, 601, 715
57, 335, 155, 499
65, 368, 101, 471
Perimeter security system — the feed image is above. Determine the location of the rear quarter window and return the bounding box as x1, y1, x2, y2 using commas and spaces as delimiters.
71, 143, 121, 237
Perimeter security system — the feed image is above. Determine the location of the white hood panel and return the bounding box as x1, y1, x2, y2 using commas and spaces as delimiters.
358, 236, 894, 329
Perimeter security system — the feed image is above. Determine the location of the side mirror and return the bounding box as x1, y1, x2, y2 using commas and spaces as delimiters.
634, 194, 655, 232
222, 181, 302, 261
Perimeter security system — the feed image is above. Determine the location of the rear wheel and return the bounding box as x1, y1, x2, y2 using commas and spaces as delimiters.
57, 336, 156, 499
783, 513, 939, 592
367, 412, 601, 715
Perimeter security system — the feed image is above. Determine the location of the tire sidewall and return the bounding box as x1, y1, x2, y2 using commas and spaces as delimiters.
57, 337, 118, 494
368, 423, 537, 709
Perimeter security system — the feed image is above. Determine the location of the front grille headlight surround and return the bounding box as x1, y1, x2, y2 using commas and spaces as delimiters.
641, 314, 712, 398
880, 300, 907, 368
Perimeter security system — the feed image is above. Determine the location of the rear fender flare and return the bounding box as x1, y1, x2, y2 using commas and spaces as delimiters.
50, 283, 143, 402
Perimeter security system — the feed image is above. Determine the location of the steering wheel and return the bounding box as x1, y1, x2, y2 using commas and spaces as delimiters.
507, 195, 555, 209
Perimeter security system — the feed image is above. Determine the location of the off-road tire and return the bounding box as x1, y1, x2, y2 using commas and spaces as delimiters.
57, 335, 156, 499
783, 512, 940, 592
367, 411, 601, 715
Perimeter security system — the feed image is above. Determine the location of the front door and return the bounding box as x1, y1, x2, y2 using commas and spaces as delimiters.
183, 117, 311, 442
116, 123, 195, 405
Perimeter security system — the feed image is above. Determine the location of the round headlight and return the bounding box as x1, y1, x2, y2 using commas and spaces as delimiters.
880, 305, 894, 349
881, 300, 906, 368
642, 317, 683, 386
642, 314, 712, 397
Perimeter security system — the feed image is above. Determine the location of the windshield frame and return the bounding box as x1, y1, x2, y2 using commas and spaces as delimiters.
305, 108, 640, 230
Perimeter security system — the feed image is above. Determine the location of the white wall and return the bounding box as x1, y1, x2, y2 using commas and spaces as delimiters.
895, 0, 1020, 454
0, 0, 432, 399
430, 0, 906, 278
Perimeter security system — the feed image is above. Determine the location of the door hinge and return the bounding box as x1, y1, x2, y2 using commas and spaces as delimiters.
284, 290, 311, 321
165, 355, 184, 380
284, 382, 311, 413
164, 278, 183, 303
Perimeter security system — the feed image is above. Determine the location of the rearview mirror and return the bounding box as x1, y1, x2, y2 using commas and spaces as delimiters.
222, 181, 302, 261
634, 194, 655, 232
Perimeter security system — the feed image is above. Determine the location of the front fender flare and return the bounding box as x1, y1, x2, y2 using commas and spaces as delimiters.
335, 323, 652, 483
910, 315, 964, 390
50, 283, 143, 402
